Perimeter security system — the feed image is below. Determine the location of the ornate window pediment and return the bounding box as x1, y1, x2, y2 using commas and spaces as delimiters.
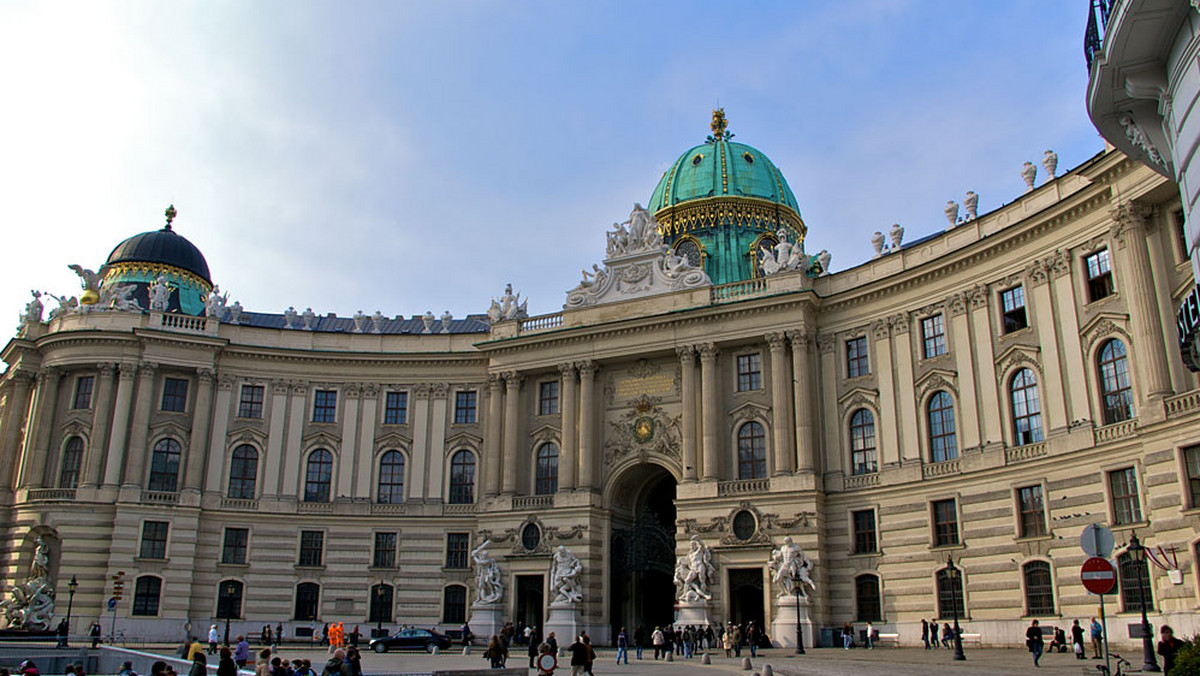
149, 420, 189, 442
994, 344, 1042, 378
837, 387, 879, 417
529, 424, 560, 446
1079, 312, 1130, 353
373, 431, 411, 453
300, 429, 340, 450
444, 430, 483, 453
728, 401, 770, 427
914, 369, 959, 402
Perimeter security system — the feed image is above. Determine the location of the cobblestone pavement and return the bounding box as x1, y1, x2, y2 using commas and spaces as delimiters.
222, 645, 1122, 676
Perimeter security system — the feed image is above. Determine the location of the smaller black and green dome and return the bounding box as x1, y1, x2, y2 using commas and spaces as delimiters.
99, 205, 213, 316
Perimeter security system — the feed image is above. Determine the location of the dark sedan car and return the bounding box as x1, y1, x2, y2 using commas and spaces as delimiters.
369, 628, 454, 653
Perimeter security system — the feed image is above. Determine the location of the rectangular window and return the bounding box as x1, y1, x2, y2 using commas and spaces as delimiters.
132, 577, 161, 616
383, 391, 408, 425
921, 314, 947, 358
446, 533, 470, 569
238, 385, 264, 419
72, 375, 94, 409
1085, 249, 1115, 301
454, 391, 477, 424
139, 521, 169, 559
298, 530, 324, 567
846, 337, 869, 378
932, 499, 959, 547
373, 532, 398, 569
852, 510, 877, 554
1184, 445, 1200, 509
736, 353, 763, 392
539, 381, 560, 416
221, 527, 249, 565
1109, 467, 1143, 525
1000, 286, 1028, 333
312, 389, 337, 423
161, 377, 189, 412
1017, 485, 1047, 538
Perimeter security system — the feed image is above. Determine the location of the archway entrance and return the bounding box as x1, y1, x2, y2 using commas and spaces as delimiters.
728, 568, 765, 630
609, 464, 677, 641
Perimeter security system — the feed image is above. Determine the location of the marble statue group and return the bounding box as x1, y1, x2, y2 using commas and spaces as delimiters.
549, 546, 583, 605
674, 535, 716, 603
769, 536, 816, 598
472, 540, 504, 605
1, 538, 56, 631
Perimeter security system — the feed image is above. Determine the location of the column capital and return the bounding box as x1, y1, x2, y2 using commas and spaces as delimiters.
289, 380, 309, 396
558, 362, 577, 377
1048, 249, 1072, 278
697, 343, 718, 362
675, 345, 696, 363
36, 366, 61, 384
577, 361, 598, 378
487, 373, 505, 392
947, 292, 969, 316
888, 313, 910, 335
430, 382, 449, 398
968, 283, 989, 309
816, 333, 836, 354
764, 332, 787, 351
786, 329, 813, 350
137, 361, 158, 379
1110, 201, 1154, 231
413, 383, 431, 399
118, 363, 140, 380
344, 382, 362, 398
197, 368, 216, 385
9, 369, 36, 386
362, 382, 380, 398
503, 371, 524, 389
95, 362, 117, 376
871, 320, 890, 341
217, 372, 237, 390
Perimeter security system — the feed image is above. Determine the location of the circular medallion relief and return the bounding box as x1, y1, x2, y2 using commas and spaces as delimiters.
521, 523, 542, 552
732, 510, 757, 542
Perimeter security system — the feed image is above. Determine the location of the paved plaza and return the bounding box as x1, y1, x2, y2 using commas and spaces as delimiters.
202, 645, 1119, 676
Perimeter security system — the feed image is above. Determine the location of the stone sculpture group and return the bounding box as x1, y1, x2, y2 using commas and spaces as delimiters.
487, 283, 529, 323
472, 540, 504, 605
769, 536, 816, 598
549, 546, 583, 605
673, 535, 716, 603
0, 538, 55, 631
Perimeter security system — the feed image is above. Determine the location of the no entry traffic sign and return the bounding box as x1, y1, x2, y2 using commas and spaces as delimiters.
1081, 556, 1116, 595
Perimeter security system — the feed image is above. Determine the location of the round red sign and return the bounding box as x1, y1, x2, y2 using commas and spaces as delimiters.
1081, 556, 1116, 594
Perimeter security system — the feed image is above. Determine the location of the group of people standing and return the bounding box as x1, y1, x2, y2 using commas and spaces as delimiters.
919, 618, 956, 650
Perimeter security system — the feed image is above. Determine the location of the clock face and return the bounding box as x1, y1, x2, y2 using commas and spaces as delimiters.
634, 417, 654, 443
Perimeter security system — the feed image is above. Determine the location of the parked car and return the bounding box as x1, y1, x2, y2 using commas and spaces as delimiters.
369, 628, 453, 653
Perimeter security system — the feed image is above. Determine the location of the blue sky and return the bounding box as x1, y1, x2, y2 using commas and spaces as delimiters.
0, 1, 1104, 323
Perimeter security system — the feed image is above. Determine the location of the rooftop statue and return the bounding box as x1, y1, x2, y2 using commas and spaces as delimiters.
95, 282, 142, 313
205, 286, 229, 318
68, 265, 101, 305
148, 275, 171, 311
759, 228, 809, 276
472, 539, 504, 605
0, 537, 55, 631
889, 223, 905, 251
769, 536, 816, 598
870, 231, 886, 258
421, 311, 435, 334
549, 546, 583, 605
227, 300, 243, 325
353, 310, 369, 333
301, 307, 317, 330
816, 250, 831, 276
45, 294, 78, 321
283, 306, 299, 329
487, 284, 528, 323
20, 291, 43, 325
440, 311, 453, 334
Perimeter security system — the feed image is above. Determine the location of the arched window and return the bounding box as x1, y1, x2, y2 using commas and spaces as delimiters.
448, 450, 475, 504
132, 576, 162, 616
855, 574, 882, 622
1022, 561, 1054, 616
535, 443, 559, 495
850, 409, 877, 475
443, 584, 467, 624
377, 450, 405, 504
216, 580, 244, 620
1117, 551, 1153, 613
294, 582, 320, 621
227, 445, 258, 500
674, 239, 702, 268
148, 438, 182, 492
58, 436, 84, 488
737, 421, 767, 480
303, 449, 333, 503
927, 391, 958, 462
1010, 369, 1043, 445
1098, 339, 1133, 424
935, 568, 965, 619
369, 583, 394, 623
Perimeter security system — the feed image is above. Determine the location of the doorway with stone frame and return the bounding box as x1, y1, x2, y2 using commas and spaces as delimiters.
608, 463, 677, 642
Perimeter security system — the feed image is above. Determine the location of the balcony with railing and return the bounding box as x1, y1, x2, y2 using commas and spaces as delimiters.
27, 488, 76, 502
512, 495, 553, 510
717, 478, 770, 497
141, 490, 179, 505
1084, 0, 1115, 72
921, 458, 961, 480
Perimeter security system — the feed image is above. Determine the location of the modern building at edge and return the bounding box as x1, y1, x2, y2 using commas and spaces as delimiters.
1, 112, 1198, 648
1085, 0, 1200, 367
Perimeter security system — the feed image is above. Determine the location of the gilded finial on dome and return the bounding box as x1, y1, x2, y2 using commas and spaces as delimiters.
164, 204, 177, 231
706, 108, 733, 143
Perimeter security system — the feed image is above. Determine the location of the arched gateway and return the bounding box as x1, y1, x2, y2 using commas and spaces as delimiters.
606, 462, 678, 638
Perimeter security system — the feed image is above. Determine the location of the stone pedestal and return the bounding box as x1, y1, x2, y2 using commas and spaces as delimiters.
675, 601, 712, 628
771, 594, 813, 648
469, 602, 503, 641
544, 601, 581, 646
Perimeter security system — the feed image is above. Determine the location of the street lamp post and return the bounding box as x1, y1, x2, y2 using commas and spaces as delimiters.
64, 576, 78, 648
222, 583, 237, 647
945, 555, 966, 661
375, 584, 385, 638
793, 586, 805, 655
1126, 533, 1160, 673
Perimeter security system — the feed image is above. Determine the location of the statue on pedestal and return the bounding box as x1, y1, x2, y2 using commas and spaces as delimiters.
549, 546, 582, 605
301, 307, 317, 330
674, 536, 715, 602
888, 223, 905, 251
68, 265, 101, 306
352, 310, 369, 334
472, 540, 503, 605
205, 286, 229, 318
0, 537, 56, 631
283, 307, 299, 329
769, 536, 815, 598
20, 291, 43, 324
487, 284, 528, 323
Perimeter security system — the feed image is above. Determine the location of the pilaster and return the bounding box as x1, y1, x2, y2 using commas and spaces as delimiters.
81, 363, 116, 488
484, 375, 504, 497
676, 347, 698, 482
766, 332, 793, 475
872, 322, 899, 467
788, 331, 816, 474
558, 364, 579, 491
102, 363, 138, 486
698, 344, 720, 480
578, 362, 598, 491
1111, 202, 1173, 408
183, 368, 215, 492
19, 366, 61, 488
121, 362, 157, 489
203, 373, 235, 493
501, 372, 523, 495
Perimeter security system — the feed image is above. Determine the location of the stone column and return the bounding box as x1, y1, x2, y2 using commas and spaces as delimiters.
1, 372, 35, 490
1046, 251, 1090, 423
788, 331, 816, 473
102, 364, 138, 486
766, 333, 793, 475
203, 374, 236, 493
425, 383, 449, 501
261, 379, 289, 496
183, 368, 215, 492
967, 288, 1002, 446
872, 322, 900, 467
676, 347, 698, 482
1111, 203, 1173, 400
501, 372, 523, 495
558, 364, 578, 491
354, 384, 379, 499
1026, 262, 1068, 432
19, 367, 61, 488
698, 344, 720, 480
81, 363, 116, 487
484, 375, 504, 497
577, 362, 598, 491
889, 314, 919, 463
947, 296, 981, 451
408, 384, 431, 500
280, 382, 308, 497
122, 362, 158, 488
817, 334, 840, 475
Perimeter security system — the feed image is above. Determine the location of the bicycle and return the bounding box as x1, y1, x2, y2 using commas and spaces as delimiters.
107, 629, 128, 647
1087, 652, 1131, 676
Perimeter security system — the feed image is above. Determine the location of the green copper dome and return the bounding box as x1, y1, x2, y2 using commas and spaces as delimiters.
649, 140, 800, 214
650, 110, 807, 286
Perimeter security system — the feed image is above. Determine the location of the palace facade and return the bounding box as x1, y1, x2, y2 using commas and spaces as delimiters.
2, 117, 1199, 648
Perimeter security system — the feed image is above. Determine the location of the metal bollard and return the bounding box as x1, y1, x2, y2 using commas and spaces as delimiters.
742, 656, 753, 670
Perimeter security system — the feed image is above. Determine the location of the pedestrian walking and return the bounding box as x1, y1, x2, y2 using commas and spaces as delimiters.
865, 621, 875, 650
567, 635, 589, 676
842, 622, 853, 650
527, 629, 541, 669
747, 622, 759, 658
1090, 617, 1102, 659
217, 648, 237, 676
1158, 625, 1184, 674
188, 651, 207, 676
583, 634, 596, 675
1025, 619, 1044, 667
921, 619, 930, 649
928, 617, 939, 648
616, 627, 628, 664
89, 622, 102, 649
721, 625, 733, 658
651, 626, 665, 660
208, 625, 220, 653
1071, 620, 1085, 659
234, 636, 250, 668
